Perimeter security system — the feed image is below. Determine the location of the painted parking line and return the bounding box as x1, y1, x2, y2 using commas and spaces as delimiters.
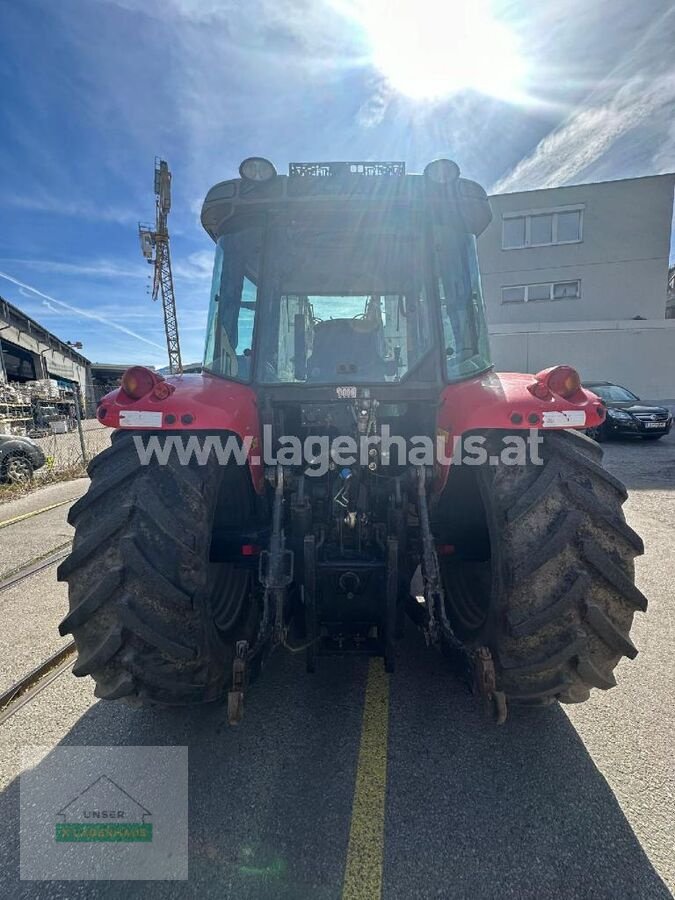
0, 497, 79, 530
342, 659, 390, 900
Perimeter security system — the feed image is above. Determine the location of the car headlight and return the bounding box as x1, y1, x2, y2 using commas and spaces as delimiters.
607, 409, 632, 420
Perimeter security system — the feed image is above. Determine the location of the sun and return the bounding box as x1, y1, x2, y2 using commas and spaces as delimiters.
337, 0, 527, 103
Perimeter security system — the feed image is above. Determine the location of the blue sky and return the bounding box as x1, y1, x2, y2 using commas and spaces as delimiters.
1, 0, 674, 367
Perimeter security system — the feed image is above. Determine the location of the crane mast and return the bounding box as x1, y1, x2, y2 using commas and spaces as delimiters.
139, 158, 183, 373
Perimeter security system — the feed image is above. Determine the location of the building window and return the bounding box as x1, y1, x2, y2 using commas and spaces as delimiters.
552, 280, 580, 299
501, 285, 525, 303
526, 282, 552, 302
502, 207, 583, 249
501, 280, 581, 303
502, 217, 525, 250
529, 214, 553, 246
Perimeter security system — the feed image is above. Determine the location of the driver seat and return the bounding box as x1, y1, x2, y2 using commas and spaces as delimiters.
306, 318, 388, 381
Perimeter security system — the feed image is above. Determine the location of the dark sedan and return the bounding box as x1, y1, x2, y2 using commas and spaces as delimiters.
584, 381, 672, 441
0, 433, 47, 482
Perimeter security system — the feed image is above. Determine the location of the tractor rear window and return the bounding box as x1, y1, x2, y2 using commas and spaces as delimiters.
257, 221, 434, 384
203, 215, 492, 386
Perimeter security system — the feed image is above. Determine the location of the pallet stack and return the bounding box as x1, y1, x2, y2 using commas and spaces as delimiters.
0, 378, 62, 434
0, 381, 33, 435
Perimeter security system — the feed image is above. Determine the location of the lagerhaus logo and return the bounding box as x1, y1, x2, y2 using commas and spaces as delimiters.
55, 774, 153, 843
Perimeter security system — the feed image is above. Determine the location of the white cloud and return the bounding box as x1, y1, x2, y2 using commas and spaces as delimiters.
0, 270, 167, 353
0, 258, 143, 280
172, 250, 214, 283
356, 77, 391, 128
493, 71, 675, 192
491, 3, 675, 193
1, 192, 137, 225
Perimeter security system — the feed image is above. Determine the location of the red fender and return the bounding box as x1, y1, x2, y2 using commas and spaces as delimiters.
96, 372, 264, 493
434, 370, 605, 491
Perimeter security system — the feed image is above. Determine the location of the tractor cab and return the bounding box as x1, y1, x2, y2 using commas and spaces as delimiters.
201, 158, 493, 397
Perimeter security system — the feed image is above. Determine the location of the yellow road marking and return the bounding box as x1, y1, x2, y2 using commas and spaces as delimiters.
342, 658, 390, 900
0, 497, 79, 530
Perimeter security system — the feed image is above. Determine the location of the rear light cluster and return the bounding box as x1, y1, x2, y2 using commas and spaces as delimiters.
120, 366, 175, 401
151, 381, 174, 401
121, 366, 156, 399
528, 365, 583, 401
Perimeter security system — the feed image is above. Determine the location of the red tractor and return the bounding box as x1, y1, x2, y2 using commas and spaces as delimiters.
59, 158, 646, 722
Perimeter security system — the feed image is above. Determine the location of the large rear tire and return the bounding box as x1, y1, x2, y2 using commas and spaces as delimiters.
440, 429, 647, 705
58, 430, 261, 706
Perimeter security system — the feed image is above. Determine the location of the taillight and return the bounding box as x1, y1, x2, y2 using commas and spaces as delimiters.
436, 544, 455, 556
527, 380, 552, 400
535, 365, 582, 399
241, 544, 261, 556
121, 366, 158, 400
151, 381, 174, 401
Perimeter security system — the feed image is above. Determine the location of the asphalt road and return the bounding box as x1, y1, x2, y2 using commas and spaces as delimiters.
0, 432, 673, 898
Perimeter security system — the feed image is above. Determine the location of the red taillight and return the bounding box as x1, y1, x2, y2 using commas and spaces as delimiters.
151, 381, 174, 401
436, 544, 455, 555
121, 366, 159, 400
241, 544, 261, 556
535, 365, 582, 400
527, 380, 552, 400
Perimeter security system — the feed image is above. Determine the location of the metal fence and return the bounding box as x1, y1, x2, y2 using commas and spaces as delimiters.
32, 419, 111, 481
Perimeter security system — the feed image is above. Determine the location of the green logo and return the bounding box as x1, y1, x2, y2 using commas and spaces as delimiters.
55, 775, 152, 843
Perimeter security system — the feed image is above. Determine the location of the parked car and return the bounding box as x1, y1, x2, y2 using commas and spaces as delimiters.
584, 381, 673, 441
0, 433, 47, 483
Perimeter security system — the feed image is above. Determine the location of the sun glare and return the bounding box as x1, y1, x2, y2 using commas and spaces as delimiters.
338, 0, 526, 102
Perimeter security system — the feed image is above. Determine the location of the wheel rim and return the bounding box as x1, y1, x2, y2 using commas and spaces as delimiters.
6, 456, 32, 483
440, 557, 492, 636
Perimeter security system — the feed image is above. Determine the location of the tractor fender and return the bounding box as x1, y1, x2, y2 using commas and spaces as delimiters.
95, 372, 264, 492
434, 370, 605, 491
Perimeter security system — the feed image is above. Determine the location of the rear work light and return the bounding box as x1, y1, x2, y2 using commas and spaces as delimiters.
535, 365, 582, 400
423, 158, 460, 183
239, 157, 277, 182
121, 366, 160, 400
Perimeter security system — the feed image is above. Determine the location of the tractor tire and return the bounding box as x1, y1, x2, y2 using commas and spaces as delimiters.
440, 429, 647, 706
58, 429, 261, 706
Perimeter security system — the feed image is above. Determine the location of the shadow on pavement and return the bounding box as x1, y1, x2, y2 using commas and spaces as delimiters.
385, 630, 672, 899
0, 649, 364, 900
1, 630, 672, 899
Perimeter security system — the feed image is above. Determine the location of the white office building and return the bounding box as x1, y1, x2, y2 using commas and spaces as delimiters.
478, 173, 675, 400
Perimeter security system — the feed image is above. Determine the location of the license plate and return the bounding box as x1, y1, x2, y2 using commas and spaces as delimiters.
645, 422, 666, 429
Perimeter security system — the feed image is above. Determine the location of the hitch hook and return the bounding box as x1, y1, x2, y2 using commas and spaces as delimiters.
227, 640, 249, 725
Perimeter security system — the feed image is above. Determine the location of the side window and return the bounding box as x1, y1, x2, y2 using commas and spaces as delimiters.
203, 229, 261, 380
435, 229, 491, 380
234, 277, 257, 378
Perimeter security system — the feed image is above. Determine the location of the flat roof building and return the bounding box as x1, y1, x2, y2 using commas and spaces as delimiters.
478, 174, 675, 400
0, 296, 90, 389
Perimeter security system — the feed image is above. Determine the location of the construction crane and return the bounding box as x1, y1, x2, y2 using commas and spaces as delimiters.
139, 158, 183, 373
